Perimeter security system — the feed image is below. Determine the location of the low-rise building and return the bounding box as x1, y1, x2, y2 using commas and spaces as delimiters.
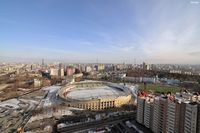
34, 79, 41, 87
50, 68, 59, 76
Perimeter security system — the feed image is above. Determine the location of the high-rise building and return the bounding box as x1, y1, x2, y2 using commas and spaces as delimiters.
152, 97, 171, 133
136, 96, 145, 124
42, 59, 44, 66
66, 66, 75, 76
157, 97, 168, 133
59, 63, 63, 69
197, 103, 200, 133
173, 100, 182, 133
152, 97, 159, 133
166, 98, 190, 133
58, 68, 64, 77
179, 101, 188, 133
166, 99, 176, 133
144, 97, 154, 129
137, 93, 200, 133
184, 102, 198, 133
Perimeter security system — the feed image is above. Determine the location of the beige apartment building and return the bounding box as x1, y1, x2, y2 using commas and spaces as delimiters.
137, 95, 200, 133
136, 96, 145, 124
144, 97, 154, 129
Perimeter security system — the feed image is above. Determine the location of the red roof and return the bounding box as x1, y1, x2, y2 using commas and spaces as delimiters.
138, 90, 148, 97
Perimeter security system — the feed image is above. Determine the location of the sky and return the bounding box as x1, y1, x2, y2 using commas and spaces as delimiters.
0, 0, 200, 64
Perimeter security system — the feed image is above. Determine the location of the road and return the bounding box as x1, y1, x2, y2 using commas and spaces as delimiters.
56, 113, 136, 133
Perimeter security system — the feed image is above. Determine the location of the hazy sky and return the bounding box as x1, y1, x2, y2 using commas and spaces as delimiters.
0, 0, 200, 64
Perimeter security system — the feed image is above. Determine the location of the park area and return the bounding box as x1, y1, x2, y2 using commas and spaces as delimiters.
139, 83, 181, 93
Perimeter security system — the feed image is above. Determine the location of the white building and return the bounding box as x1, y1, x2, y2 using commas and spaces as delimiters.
85, 66, 92, 73
34, 79, 41, 87
170, 70, 182, 74
50, 68, 59, 76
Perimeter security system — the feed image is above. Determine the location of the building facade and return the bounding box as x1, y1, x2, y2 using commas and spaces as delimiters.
58, 81, 132, 110
152, 97, 159, 133
136, 97, 145, 124
166, 100, 176, 133
144, 97, 154, 129
137, 94, 200, 133
58, 68, 64, 77
184, 102, 198, 133
50, 68, 59, 76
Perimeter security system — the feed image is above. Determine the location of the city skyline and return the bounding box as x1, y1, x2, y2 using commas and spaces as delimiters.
1, 0, 200, 64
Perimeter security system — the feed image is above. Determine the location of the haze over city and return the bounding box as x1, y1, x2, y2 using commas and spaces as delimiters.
1, 0, 200, 64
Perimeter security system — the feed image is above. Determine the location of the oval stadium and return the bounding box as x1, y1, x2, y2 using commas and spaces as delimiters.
58, 81, 132, 110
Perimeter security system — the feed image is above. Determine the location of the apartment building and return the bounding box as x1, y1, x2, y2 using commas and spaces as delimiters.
157, 97, 168, 133
137, 93, 200, 133
152, 97, 159, 133
144, 97, 154, 129
197, 103, 200, 133
166, 99, 176, 133
136, 96, 145, 124
184, 102, 198, 133
179, 101, 188, 133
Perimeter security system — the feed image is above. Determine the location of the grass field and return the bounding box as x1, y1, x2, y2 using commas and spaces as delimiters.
139, 83, 181, 93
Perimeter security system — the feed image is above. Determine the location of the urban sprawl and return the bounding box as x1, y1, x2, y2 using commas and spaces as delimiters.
0, 61, 200, 133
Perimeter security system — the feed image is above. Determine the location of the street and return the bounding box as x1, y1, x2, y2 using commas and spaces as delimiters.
56, 113, 136, 133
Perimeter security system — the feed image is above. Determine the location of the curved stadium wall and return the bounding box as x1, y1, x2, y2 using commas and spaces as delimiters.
58, 81, 132, 110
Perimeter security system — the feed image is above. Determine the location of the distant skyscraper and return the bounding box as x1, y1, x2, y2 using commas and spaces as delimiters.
66, 66, 75, 76
134, 58, 136, 65
59, 63, 63, 69
58, 68, 64, 77
42, 59, 44, 66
